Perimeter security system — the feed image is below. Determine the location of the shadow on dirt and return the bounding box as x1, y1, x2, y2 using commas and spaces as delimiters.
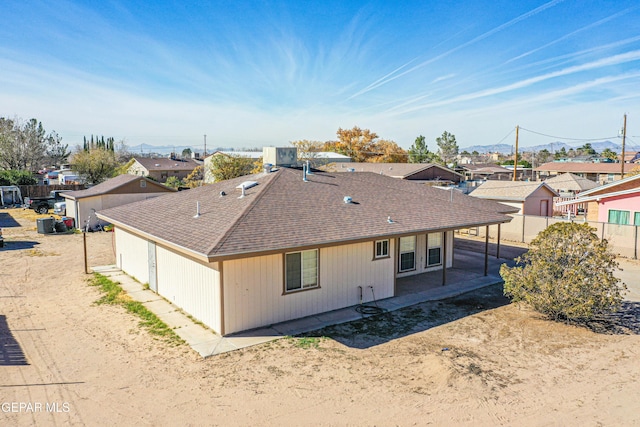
0, 315, 29, 366
303, 284, 510, 349
579, 302, 640, 335
0, 241, 40, 251
0, 211, 21, 228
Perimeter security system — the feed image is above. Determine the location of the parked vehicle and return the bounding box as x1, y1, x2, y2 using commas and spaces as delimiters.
25, 190, 68, 214
53, 201, 66, 216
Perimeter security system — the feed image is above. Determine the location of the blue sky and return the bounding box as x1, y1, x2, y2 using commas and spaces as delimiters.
1, 0, 640, 152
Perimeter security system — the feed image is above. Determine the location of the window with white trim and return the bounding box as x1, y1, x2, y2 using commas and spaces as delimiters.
427, 232, 443, 267
608, 209, 630, 225
374, 239, 389, 259
398, 236, 416, 272
285, 249, 318, 292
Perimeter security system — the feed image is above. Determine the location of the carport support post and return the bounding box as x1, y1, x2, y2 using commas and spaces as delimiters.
496, 224, 501, 259
484, 226, 489, 276
83, 231, 89, 274
442, 231, 447, 286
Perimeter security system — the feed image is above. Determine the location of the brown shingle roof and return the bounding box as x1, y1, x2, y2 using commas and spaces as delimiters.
470, 180, 558, 201
63, 175, 175, 200
133, 157, 200, 171
535, 162, 633, 174
97, 168, 515, 260
326, 162, 461, 179
542, 173, 599, 192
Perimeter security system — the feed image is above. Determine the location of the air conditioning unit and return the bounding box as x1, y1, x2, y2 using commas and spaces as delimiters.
263, 147, 298, 167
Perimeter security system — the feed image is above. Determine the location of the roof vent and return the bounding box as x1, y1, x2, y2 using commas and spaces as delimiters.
220, 191, 226, 197
155, 163, 160, 167
387, 216, 394, 223
344, 196, 352, 204
193, 201, 201, 218
238, 184, 246, 198
236, 181, 258, 190
263, 163, 273, 173
347, 168, 355, 172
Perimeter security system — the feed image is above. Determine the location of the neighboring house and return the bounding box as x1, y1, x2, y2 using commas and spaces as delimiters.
456, 164, 514, 181
97, 168, 515, 336
327, 162, 463, 184
543, 172, 599, 195
63, 174, 176, 230
535, 161, 634, 184
128, 156, 201, 183
469, 180, 559, 216
544, 172, 599, 216
555, 173, 640, 224
555, 155, 613, 163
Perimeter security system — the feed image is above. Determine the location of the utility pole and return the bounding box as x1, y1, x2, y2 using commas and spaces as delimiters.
204, 134, 207, 156
513, 125, 519, 181
621, 114, 627, 178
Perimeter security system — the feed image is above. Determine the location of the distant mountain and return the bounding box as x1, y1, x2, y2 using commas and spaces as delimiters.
462, 140, 623, 154
126, 144, 234, 156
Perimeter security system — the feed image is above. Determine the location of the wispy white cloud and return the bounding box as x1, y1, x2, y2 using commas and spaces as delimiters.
346, 0, 567, 99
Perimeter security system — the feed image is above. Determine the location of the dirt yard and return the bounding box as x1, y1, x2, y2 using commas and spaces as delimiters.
1, 209, 639, 426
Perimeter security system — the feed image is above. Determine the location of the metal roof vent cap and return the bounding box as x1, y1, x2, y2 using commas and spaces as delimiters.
343, 196, 352, 204
263, 163, 273, 173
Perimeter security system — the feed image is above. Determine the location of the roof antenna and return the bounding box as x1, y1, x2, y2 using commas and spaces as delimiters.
193, 201, 200, 218
303, 163, 308, 182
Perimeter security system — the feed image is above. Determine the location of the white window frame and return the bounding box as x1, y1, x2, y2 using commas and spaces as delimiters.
398, 236, 416, 273
426, 232, 443, 267
374, 239, 389, 259
285, 249, 319, 293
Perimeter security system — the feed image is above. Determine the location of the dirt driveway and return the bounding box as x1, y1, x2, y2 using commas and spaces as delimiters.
1, 209, 639, 426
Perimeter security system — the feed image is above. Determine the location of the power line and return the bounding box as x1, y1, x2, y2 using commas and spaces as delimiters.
518, 127, 618, 142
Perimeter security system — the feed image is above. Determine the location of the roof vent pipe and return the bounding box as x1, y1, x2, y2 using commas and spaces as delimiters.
306, 160, 313, 175
343, 196, 352, 204
193, 201, 200, 218
239, 184, 246, 198
303, 163, 308, 182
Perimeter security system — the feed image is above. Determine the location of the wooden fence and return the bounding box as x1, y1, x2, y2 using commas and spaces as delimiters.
19, 184, 86, 199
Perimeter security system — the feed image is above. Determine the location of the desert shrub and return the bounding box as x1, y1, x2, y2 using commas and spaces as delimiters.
500, 222, 626, 322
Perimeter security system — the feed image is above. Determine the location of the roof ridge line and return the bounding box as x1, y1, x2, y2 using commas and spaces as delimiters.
205, 170, 283, 256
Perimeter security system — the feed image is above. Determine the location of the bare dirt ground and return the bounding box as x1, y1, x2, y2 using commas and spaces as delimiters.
1, 209, 639, 426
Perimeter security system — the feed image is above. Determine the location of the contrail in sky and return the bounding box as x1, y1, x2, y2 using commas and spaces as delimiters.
346, 0, 566, 100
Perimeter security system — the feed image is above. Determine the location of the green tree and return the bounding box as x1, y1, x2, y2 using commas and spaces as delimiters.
209, 154, 255, 182
71, 147, 119, 184
182, 148, 193, 158
601, 148, 618, 161
45, 131, 70, 168
408, 135, 430, 163
291, 139, 326, 167
435, 131, 459, 166
501, 222, 626, 323
0, 117, 51, 171
164, 176, 184, 189
535, 149, 553, 165
577, 143, 597, 156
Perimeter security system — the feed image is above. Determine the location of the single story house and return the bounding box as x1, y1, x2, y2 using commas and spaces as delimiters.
555, 173, 640, 224
535, 161, 634, 184
455, 164, 515, 181
128, 156, 201, 183
63, 174, 176, 230
543, 172, 599, 195
97, 167, 515, 336
469, 180, 559, 216
327, 162, 463, 184
544, 172, 599, 216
